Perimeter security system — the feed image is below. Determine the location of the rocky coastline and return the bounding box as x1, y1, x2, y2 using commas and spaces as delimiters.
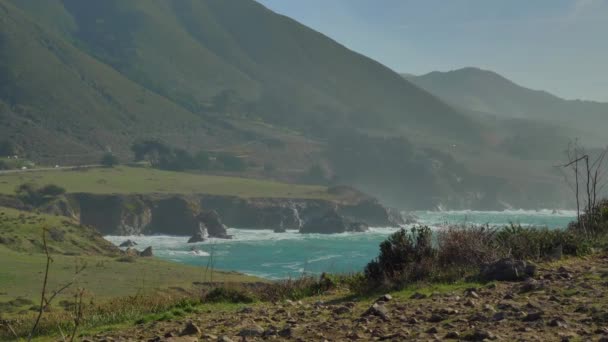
0, 192, 404, 238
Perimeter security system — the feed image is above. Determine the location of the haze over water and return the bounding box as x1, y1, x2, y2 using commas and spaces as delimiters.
106, 210, 576, 280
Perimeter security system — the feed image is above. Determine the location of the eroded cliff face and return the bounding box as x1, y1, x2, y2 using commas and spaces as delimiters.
20, 192, 402, 236
200, 195, 402, 231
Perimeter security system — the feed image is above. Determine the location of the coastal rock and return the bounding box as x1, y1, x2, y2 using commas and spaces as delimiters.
197, 210, 230, 239
187, 231, 206, 243
480, 258, 536, 281
140, 246, 153, 257
300, 210, 369, 234
119, 239, 138, 247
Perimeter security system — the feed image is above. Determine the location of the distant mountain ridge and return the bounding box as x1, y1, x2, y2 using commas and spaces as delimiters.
404, 67, 608, 146
1, 0, 480, 157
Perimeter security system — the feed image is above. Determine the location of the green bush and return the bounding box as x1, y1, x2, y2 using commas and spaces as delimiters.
204, 287, 256, 303
364, 226, 436, 286
15, 183, 66, 206
100, 152, 119, 167
495, 224, 590, 259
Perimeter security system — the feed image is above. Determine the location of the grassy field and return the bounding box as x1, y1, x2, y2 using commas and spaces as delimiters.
0, 166, 335, 199
0, 207, 117, 256
0, 207, 263, 317
0, 246, 261, 315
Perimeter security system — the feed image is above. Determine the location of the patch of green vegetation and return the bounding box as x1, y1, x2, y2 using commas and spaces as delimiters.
0, 166, 335, 199
0, 245, 262, 316
0, 207, 116, 255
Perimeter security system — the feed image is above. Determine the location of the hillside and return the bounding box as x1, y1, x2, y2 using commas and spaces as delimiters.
0, 0, 480, 159
404, 68, 608, 147
0, 0, 581, 210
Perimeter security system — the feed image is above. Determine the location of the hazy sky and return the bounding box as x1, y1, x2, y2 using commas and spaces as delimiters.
257, 0, 608, 102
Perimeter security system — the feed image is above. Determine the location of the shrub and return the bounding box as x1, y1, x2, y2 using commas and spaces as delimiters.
15, 183, 66, 206
216, 153, 246, 172
364, 226, 436, 287
100, 152, 119, 167
204, 286, 256, 303
496, 224, 590, 259
436, 225, 499, 269
39, 184, 66, 197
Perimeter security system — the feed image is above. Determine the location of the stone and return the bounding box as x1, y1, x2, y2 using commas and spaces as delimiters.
278, 326, 293, 338
238, 323, 265, 337
426, 327, 439, 334
466, 329, 496, 341
445, 331, 460, 339
480, 258, 536, 281
362, 303, 390, 321
519, 278, 546, 293
165, 337, 198, 342
218, 336, 234, 342
466, 290, 480, 299
187, 232, 206, 243
333, 306, 351, 315
377, 294, 393, 302
428, 314, 446, 323
549, 318, 568, 328
140, 246, 153, 257
180, 321, 201, 336
410, 292, 427, 299
197, 210, 231, 239
523, 311, 544, 322
300, 209, 369, 234
119, 239, 138, 247
492, 312, 507, 321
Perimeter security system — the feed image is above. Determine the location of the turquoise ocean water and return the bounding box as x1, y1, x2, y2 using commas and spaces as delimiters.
105, 210, 576, 280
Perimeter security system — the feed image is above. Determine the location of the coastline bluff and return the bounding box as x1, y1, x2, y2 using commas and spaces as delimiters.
34, 189, 402, 237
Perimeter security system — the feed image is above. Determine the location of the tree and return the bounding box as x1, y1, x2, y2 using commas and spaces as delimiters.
0, 140, 16, 157
217, 153, 246, 172
100, 153, 119, 167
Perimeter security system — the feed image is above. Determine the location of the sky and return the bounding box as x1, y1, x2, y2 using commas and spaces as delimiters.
256, 0, 608, 102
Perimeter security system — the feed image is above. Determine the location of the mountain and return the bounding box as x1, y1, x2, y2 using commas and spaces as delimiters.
1, 0, 481, 149
0, 0, 575, 210
404, 67, 608, 147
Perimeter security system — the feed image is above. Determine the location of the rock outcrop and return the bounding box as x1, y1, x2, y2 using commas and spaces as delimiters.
12, 189, 400, 237
300, 210, 370, 234
480, 258, 537, 281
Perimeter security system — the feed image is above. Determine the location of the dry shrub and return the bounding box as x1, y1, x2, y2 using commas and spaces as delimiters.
437, 225, 500, 267
364, 227, 437, 288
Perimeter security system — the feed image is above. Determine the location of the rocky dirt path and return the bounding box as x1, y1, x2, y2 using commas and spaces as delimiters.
83, 255, 608, 341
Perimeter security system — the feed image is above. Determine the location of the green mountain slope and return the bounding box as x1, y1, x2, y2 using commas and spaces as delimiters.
0, 0, 224, 162
5, 0, 480, 143
404, 67, 608, 146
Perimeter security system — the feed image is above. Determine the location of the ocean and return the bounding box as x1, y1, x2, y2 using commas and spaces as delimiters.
105, 209, 577, 280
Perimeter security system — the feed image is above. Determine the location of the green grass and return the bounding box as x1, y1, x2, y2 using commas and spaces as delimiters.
0, 246, 262, 315
0, 207, 117, 255
0, 207, 263, 317
0, 166, 335, 199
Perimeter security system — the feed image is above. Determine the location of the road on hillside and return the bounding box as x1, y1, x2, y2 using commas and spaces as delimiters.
0, 164, 101, 175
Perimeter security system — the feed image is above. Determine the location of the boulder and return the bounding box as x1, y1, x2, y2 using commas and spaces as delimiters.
273, 225, 287, 233
124, 247, 140, 257
300, 210, 369, 234
188, 225, 207, 243
362, 303, 390, 321
198, 210, 231, 239
140, 246, 153, 257
187, 232, 206, 243
180, 321, 202, 336
348, 221, 369, 232
480, 258, 536, 281
119, 239, 138, 247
